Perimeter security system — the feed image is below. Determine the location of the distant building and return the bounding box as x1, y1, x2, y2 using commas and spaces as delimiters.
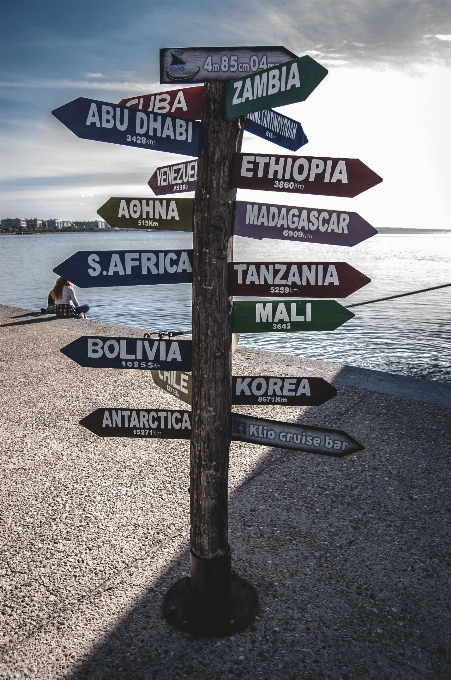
26, 218, 43, 230
74, 220, 106, 230
1, 218, 27, 230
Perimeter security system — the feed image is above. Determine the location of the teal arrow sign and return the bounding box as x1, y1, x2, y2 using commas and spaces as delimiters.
224, 55, 328, 119
233, 300, 354, 333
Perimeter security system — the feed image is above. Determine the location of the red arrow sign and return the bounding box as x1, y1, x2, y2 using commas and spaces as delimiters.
119, 86, 204, 120
231, 153, 382, 198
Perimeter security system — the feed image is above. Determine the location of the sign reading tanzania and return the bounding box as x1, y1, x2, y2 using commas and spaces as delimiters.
97, 197, 193, 231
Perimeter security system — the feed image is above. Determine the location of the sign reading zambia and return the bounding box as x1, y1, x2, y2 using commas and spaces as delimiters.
231, 154, 383, 198
224, 55, 328, 118
54, 250, 193, 288
119, 86, 204, 120
229, 262, 370, 298
234, 200, 378, 247
80, 408, 192, 439
233, 300, 354, 333
52, 98, 203, 157
61, 337, 192, 371
149, 159, 198, 195
97, 197, 193, 231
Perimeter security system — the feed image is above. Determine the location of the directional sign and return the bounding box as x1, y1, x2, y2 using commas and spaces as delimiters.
233, 200, 378, 247
244, 109, 307, 151
232, 376, 336, 406
233, 300, 354, 333
119, 86, 204, 120
231, 154, 383, 198
52, 97, 203, 157
80, 408, 192, 439
149, 159, 198, 195
97, 197, 193, 231
229, 262, 370, 298
160, 47, 297, 84
53, 250, 193, 288
232, 414, 363, 456
61, 337, 192, 371
224, 55, 327, 118
151, 370, 192, 405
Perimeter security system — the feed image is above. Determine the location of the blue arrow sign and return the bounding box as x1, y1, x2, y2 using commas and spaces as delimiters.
61, 337, 192, 371
244, 109, 307, 152
53, 250, 193, 288
52, 97, 204, 157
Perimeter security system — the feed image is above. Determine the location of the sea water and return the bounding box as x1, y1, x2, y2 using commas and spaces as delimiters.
0, 230, 450, 383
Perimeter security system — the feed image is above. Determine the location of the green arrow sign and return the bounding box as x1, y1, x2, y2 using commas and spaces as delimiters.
97, 197, 193, 231
224, 55, 328, 119
233, 300, 354, 333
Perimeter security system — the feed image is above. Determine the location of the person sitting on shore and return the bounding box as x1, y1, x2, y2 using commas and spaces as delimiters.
51, 276, 90, 318
40, 290, 56, 314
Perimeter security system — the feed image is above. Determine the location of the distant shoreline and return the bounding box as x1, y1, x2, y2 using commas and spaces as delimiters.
1, 228, 450, 236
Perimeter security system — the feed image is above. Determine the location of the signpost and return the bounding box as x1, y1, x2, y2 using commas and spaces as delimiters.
52, 97, 203, 157
148, 159, 198, 195
233, 300, 354, 333
160, 46, 297, 84
151, 370, 192, 405
60, 336, 192, 371
97, 197, 193, 231
224, 55, 328, 118
233, 200, 378, 246
53, 249, 193, 288
230, 261, 370, 298
119, 86, 204, 120
231, 154, 383, 198
244, 108, 308, 151
80, 408, 192, 439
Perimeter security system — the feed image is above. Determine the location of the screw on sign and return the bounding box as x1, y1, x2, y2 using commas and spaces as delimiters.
97, 197, 193, 232
233, 299, 354, 333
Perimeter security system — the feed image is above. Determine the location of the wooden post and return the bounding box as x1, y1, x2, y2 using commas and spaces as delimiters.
164, 80, 258, 636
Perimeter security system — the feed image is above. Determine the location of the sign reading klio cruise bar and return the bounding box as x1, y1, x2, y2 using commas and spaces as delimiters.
160, 47, 297, 84
149, 159, 198, 196
231, 154, 383, 198
97, 197, 193, 231
61, 337, 192, 371
233, 300, 354, 333
119, 86, 204, 120
234, 201, 377, 247
54, 250, 193, 288
224, 55, 328, 118
230, 262, 370, 298
51, 98, 203, 157
80, 408, 192, 439
232, 414, 363, 456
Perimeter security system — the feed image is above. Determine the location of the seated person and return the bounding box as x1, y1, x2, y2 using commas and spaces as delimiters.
50, 277, 90, 318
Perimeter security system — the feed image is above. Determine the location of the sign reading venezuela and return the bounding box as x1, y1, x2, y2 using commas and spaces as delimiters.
61, 337, 192, 371
97, 197, 193, 231
231, 154, 383, 198
224, 55, 328, 118
229, 262, 370, 298
54, 250, 193, 288
52, 98, 203, 157
233, 200, 378, 247
233, 300, 354, 333
119, 86, 204, 120
149, 159, 198, 195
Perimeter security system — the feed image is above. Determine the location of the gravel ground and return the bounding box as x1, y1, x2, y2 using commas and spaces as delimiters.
0, 304, 450, 680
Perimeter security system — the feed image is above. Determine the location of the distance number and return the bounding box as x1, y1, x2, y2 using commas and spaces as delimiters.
203, 55, 274, 73
126, 135, 155, 146
172, 184, 188, 192
133, 429, 158, 436
257, 396, 288, 403
273, 180, 304, 190
121, 361, 157, 368
137, 220, 159, 227
272, 323, 291, 330
283, 230, 307, 238
270, 286, 293, 294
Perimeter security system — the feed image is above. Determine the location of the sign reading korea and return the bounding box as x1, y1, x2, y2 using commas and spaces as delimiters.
119, 86, 204, 120
233, 200, 378, 247
61, 337, 192, 371
52, 98, 203, 157
80, 408, 192, 439
244, 109, 307, 152
232, 376, 336, 406
97, 197, 193, 231
149, 159, 198, 195
232, 414, 364, 456
224, 55, 328, 118
231, 154, 383, 198
54, 250, 193, 288
151, 370, 192, 405
233, 300, 354, 333
229, 262, 370, 298
160, 47, 296, 84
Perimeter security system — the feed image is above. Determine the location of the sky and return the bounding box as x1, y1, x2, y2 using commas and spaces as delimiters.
0, 0, 450, 230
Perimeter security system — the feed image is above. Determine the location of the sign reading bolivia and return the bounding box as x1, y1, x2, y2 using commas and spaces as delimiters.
232, 414, 363, 456
160, 47, 297, 84
51, 98, 203, 157
97, 197, 193, 231
149, 159, 198, 195
80, 408, 192, 439
244, 109, 308, 152
119, 86, 204, 120
233, 200, 378, 247
224, 55, 328, 118
54, 250, 193, 288
61, 337, 192, 371
231, 154, 383, 198
229, 262, 370, 298
233, 300, 354, 333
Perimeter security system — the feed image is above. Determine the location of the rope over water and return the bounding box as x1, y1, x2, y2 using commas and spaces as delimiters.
346, 283, 451, 308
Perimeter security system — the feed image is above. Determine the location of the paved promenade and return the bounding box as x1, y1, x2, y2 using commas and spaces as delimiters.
0, 304, 450, 680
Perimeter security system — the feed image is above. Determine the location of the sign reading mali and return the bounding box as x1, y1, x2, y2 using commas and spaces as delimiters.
97, 197, 193, 231
233, 300, 354, 333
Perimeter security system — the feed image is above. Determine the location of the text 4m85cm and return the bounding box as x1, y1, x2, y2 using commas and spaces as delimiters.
203, 55, 275, 73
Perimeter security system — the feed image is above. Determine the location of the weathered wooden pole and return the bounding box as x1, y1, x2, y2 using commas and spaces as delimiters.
164, 80, 258, 636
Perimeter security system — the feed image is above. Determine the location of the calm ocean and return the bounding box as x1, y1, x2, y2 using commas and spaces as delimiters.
1, 230, 450, 383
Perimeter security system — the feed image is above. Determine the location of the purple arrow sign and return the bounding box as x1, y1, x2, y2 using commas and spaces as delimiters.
148, 159, 198, 196
234, 201, 377, 247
